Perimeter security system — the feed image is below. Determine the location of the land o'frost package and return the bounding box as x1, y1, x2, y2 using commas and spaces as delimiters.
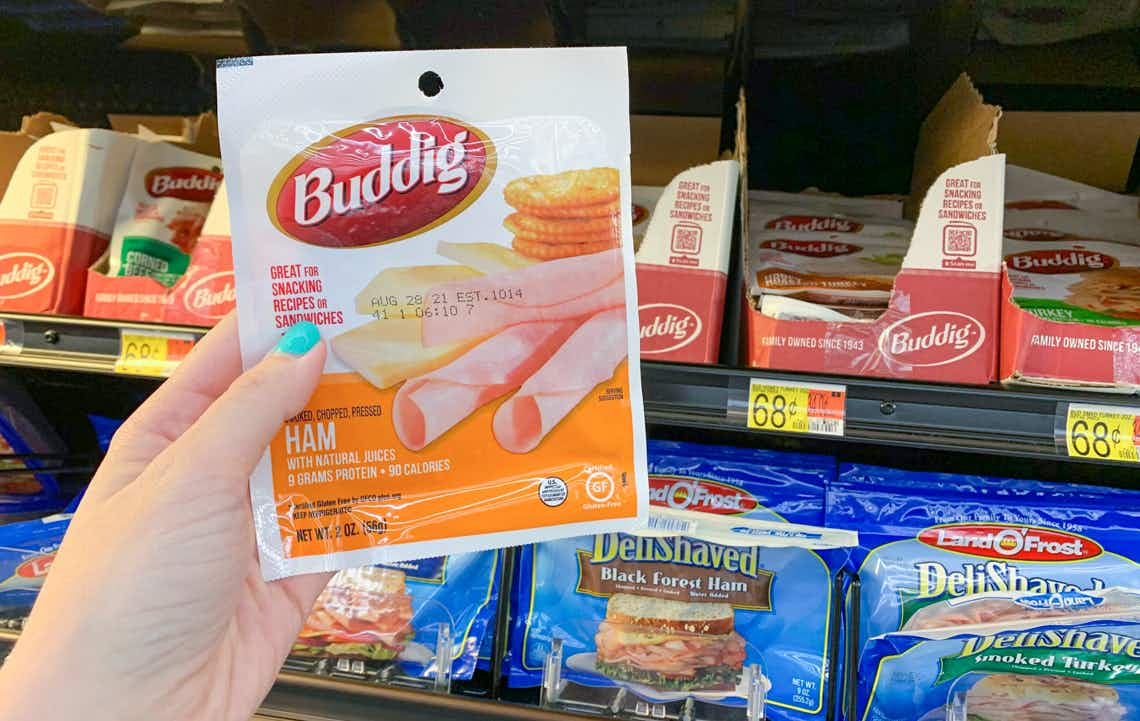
290, 550, 499, 683
217, 49, 647, 579
858, 619, 1140, 721
826, 464, 1140, 658
509, 441, 850, 721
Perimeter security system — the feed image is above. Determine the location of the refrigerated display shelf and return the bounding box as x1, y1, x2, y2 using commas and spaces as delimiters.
1, 313, 1137, 466
0, 628, 575, 721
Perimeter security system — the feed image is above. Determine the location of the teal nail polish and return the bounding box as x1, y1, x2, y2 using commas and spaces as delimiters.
276, 321, 321, 356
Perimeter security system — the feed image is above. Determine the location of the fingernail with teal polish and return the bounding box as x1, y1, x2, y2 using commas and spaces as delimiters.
276, 321, 321, 356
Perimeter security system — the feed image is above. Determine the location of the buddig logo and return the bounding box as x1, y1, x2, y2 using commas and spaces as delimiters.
918, 524, 1103, 562
270, 116, 495, 248
878, 311, 986, 368
0, 252, 55, 300
145, 167, 222, 203
182, 271, 236, 319
765, 215, 864, 233
649, 475, 759, 515
759, 238, 860, 257
1005, 249, 1117, 274
1003, 228, 1069, 242
638, 304, 702, 354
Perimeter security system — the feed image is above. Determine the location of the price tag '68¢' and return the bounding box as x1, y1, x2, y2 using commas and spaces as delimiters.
1065, 403, 1140, 463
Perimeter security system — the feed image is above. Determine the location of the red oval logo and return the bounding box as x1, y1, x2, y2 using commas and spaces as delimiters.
632, 203, 649, 226
182, 271, 236, 319
1004, 228, 1069, 241
759, 238, 861, 257
15, 553, 54, 579
269, 116, 495, 248
1005, 248, 1117, 274
0, 252, 55, 300
918, 524, 1103, 562
145, 167, 222, 202
878, 311, 986, 367
765, 215, 864, 233
638, 303, 702, 355
1006, 200, 1079, 210
649, 475, 759, 515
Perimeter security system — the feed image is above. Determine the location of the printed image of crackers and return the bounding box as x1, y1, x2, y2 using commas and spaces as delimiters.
505, 167, 620, 218
512, 235, 618, 259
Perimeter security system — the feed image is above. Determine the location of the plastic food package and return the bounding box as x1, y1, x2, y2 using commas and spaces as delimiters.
217, 48, 647, 579
1004, 237, 1140, 326
0, 376, 67, 521
0, 514, 69, 616
748, 230, 910, 307
293, 550, 499, 680
857, 618, 1140, 721
508, 440, 849, 721
107, 137, 222, 286
826, 464, 1140, 659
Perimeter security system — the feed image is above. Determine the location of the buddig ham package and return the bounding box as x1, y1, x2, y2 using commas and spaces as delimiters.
217, 49, 647, 579
291, 550, 499, 681
857, 619, 1140, 721
826, 464, 1140, 659
508, 441, 848, 721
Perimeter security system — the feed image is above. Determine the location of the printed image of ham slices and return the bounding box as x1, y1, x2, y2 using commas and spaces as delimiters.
394, 320, 579, 451
494, 306, 628, 453
422, 248, 625, 347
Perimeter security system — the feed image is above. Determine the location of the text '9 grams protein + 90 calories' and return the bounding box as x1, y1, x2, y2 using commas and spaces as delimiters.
216, 48, 648, 579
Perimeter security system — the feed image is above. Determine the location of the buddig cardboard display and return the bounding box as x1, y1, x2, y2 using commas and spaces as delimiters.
743, 75, 1005, 385
0, 114, 138, 314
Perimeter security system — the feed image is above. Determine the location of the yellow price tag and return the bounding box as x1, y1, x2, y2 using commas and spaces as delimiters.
1065, 404, 1140, 463
747, 379, 846, 436
115, 331, 194, 377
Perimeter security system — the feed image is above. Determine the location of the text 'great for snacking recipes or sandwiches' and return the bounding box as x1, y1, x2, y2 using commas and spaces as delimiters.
217, 49, 648, 579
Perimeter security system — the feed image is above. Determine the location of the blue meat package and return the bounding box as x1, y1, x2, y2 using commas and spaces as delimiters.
858, 618, 1140, 721
827, 464, 1140, 664
294, 549, 500, 681
509, 440, 843, 721
0, 513, 69, 614
0, 377, 68, 521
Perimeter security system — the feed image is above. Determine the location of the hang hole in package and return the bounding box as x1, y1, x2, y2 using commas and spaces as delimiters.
217, 48, 649, 579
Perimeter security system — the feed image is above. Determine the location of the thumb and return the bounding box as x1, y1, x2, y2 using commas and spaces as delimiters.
152, 322, 327, 492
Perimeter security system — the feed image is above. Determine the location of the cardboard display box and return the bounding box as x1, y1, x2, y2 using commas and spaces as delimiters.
0, 114, 137, 315
633, 102, 742, 364
82, 113, 231, 326
997, 110, 1140, 392
742, 75, 1005, 385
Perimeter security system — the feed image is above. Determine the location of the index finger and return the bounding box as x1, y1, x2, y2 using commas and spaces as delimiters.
86, 314, 245, 502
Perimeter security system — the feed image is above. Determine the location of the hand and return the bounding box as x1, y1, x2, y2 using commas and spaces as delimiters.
0, 316, 332, 721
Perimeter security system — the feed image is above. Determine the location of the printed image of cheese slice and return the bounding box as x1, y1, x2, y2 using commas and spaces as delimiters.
354, 265, 482, 317
331, 319, 477, 390
436, 241, 537, 274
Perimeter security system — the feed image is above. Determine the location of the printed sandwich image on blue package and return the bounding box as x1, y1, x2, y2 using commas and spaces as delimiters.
508, 440, 855, 721
857, 618, 1140, 721
288, 550, 500, 688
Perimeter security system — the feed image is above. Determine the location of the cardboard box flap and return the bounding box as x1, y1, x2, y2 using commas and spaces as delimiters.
631, 115, 722, 187
0, 113, 77, 202
998, 111, 1140, 193
908, 74, 1000, 219
108, 112, 221, 159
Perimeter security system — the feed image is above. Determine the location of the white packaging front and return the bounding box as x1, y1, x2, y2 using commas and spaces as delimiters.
217, 49, 648, 579
108, 139, 222, 285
